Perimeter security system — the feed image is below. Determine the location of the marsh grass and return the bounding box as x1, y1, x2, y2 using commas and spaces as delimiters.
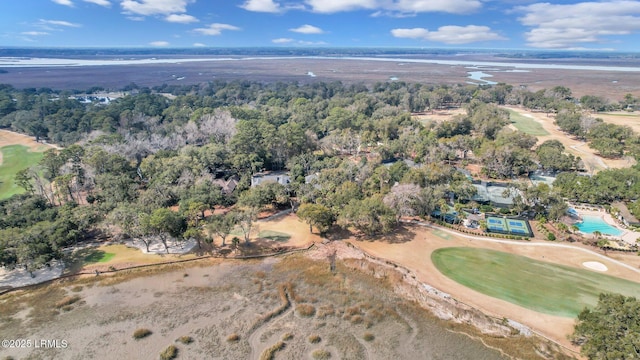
259, 341, 285, 360
308, 334, 321, 344
177, 336, 193, 344
311, 349, 332, 359
159, 344, 178, 360
249, 282, 292, 333
296, 303, 316, 317
132, 328, 152, 339
226, 333, 240, 342
54, 295, 81, 308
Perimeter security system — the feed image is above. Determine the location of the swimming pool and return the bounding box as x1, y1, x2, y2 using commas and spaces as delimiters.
577, 215, 624, 236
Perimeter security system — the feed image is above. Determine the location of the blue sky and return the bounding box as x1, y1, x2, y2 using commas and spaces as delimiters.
2, 0, 640, 50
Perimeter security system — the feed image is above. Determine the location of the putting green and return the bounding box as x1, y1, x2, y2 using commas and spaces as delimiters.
432, 247, 640, 317
258, 230, 291, 242
84, 251, 116, 263
0, 145, 45, 199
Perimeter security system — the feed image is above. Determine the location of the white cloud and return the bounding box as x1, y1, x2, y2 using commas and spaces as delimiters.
305, 0, 376, 13
83, 0, 111, 6
193, 42, 206, 47
194, 23, 241, 36
272, 37, 294, 43
391, 25, 506, 44
241, 0, 281, 13
121, 0, 193, 16
289, 24, 324, 34
392, 0, 481, 14
21, 31, 50, 36
165, 14, 198, 23
149, 40, 169, 46
38, 19, 82, 28
52, 0, 74, 6
515, 1, 640, 49
297, 40, 327, 45
304, 0, 481, 15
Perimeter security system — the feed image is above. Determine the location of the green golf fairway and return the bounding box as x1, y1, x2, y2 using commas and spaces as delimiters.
507, 109, 549, 136
432, 247, 640, 317
0, 145, 45, 200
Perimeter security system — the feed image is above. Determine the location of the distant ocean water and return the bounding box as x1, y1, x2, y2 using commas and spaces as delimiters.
3, 55, 640, 72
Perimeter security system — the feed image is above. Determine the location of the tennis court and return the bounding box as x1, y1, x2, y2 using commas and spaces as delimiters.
486, 216, 532, 237
487, 217, 508, 232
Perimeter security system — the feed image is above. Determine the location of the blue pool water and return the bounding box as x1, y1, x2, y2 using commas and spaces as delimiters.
577, 215, 624, 236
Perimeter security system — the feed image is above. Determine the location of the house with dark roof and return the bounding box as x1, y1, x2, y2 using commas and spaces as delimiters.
212, 176, 239, 194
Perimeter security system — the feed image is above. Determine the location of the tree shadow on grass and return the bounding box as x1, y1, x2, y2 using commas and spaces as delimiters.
63, 247, 102, 274
365, 224, 415, 244
327, 224, 415, 244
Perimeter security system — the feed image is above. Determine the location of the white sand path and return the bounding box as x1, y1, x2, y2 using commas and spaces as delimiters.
0, 260, 64, 288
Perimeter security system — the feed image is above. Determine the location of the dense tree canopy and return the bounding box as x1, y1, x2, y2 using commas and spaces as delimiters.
572, 293, 640, 359
1, 79, 639, 269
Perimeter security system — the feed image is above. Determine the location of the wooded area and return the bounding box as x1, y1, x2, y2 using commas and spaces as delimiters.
1, 81, 639, 272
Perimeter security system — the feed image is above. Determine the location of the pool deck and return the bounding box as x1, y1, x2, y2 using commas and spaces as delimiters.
575, 208, 639, 245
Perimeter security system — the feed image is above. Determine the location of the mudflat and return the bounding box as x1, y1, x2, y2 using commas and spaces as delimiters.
0, 253, 528, 360
2, 57, 640, 100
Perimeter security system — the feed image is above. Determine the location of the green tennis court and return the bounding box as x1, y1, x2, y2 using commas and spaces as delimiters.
486, 216, 532, 237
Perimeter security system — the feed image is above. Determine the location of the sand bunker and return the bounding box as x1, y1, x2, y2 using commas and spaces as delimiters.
583, 261, 608, 272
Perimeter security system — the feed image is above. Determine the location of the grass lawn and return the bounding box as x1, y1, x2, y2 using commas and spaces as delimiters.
432, 247, 640, 317
66, 244, 199, 273
506, 109, 550, 136
0, 145, 45, 200
257, 230, 291, 242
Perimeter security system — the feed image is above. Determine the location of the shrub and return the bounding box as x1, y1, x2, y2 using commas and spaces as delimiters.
547, 233, 556, 241
133, 328, 152, 339
282, 332, 293, 341
226, 333, 240, 342
308, 334, 321, 344
55, 295, 81, 308
296, 303, 316, 317
312, 349, 332, 360
259, 341, 285, 360
160, 345, 178, 360
177, 336, 193, 344
363, 332, 375, 342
